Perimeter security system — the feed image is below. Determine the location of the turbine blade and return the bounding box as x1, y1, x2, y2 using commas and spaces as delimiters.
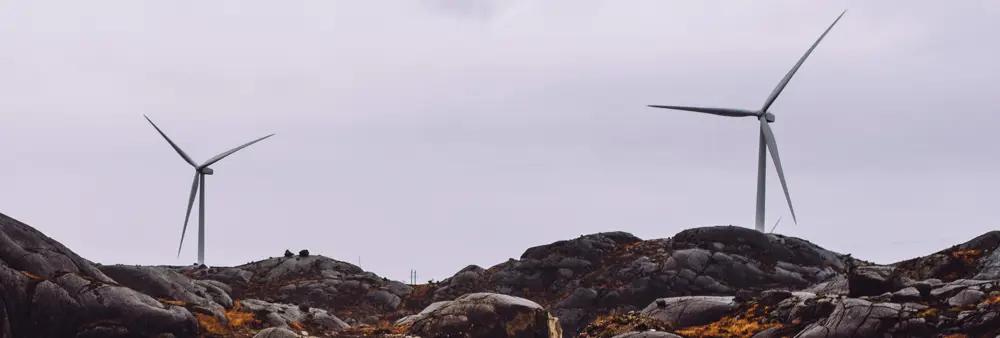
647, 105, 758, 117
177, 172, 200, 258
769, 216, 783, 233
759, 120, 797, 224
200, 133, 275, 168
144, 115, 198, 167
760, 10, 846, 112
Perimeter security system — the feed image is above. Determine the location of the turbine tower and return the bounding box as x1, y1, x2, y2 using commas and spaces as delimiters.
143, 115, 274, 265
648, 11, 846, 232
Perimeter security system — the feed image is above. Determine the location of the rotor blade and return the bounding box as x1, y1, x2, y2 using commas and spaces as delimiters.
769, 216, 783, 233
647, 105, 758, 117
177, 172, 200, 258
759, 120, 797, 224
144, 115, 198, 167
200, 133, 275, 168
760, 10, 846, 112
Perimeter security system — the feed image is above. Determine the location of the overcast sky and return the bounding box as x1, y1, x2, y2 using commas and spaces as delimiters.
1, 0, 998, 282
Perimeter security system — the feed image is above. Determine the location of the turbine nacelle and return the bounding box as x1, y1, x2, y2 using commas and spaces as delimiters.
199, 167, 215, 175
763, 112, 776, 123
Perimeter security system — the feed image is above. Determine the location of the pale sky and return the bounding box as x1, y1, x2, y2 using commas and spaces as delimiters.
1, 0, 998, 283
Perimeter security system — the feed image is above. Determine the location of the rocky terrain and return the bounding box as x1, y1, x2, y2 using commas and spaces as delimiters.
2, 210, 999, 337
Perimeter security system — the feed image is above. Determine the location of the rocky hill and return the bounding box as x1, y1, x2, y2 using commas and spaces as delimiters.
2, 211, 999, 337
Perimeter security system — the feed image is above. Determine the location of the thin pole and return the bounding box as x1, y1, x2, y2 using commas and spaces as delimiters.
198, 173, 206, 265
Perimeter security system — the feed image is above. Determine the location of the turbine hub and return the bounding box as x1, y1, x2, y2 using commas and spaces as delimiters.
200, 167, 215, 175
764, 112, 776, 123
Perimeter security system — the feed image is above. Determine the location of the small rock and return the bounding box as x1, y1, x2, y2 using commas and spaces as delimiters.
947, 289, 985, 307
365, 290, 402, 310
871, 292, 893, 302
891, 287, 922, 303
760, 289, 793, 305
298, 249, 310, 257
848, 266, 903, 297
283, 250, 294, 258
254, 327, 300, 338
361, 315, 381, 326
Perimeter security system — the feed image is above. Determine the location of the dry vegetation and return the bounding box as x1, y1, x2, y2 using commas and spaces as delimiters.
578, 311, 673, 338
157, 298, 186, 307
196, 300, 260, 336
673, 304, 782, 338
951, 249, 983, 264
987, 292, 1000, 305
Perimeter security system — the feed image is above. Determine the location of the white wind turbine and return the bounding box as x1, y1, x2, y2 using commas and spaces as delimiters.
648, 11, 846, 232
144, 115, 275, 265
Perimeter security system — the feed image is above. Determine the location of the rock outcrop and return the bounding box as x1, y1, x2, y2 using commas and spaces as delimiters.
3, 210, 1000, 337
0, 213, 199, 338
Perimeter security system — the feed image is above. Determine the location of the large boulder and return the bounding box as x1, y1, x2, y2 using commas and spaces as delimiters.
0, 212, 199, 338
639, 296, 739, 328
254, 327, 301, 338
406, 292, 562, 338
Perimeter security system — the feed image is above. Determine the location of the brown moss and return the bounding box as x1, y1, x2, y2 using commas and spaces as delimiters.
505, 311, 536, 336
951, 250, 982, 264
196, 300, 259, 335
673, 304, 781, 338
156, 299, 186, 307
21, 271, 40, 279
986, 293, 1000, 305
917, 308, 938, 319
402, 284, 435, 309
578, 311, 673, 338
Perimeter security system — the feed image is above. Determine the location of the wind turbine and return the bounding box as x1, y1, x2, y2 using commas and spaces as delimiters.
648, 11, 846, 232
143, 115, 275, 265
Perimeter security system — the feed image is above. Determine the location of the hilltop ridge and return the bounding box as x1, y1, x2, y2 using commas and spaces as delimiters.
2, 211, 999, 337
